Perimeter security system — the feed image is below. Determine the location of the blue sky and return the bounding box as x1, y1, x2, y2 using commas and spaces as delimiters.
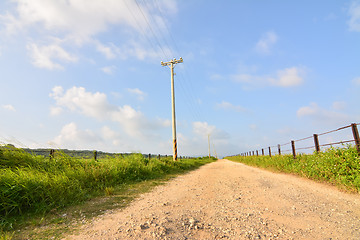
0, 0, 360, 157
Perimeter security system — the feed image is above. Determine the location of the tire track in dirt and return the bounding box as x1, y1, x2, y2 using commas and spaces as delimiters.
65, 159, 360, 239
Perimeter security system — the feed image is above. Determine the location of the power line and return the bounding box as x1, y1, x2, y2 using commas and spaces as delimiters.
134, 0, 169, 59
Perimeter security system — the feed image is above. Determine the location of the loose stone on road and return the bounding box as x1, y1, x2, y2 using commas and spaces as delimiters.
65, 159, 360, 239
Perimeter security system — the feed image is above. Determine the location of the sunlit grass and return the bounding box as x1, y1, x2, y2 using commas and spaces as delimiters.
227, 145, 360, 192
0, 145, 215, 235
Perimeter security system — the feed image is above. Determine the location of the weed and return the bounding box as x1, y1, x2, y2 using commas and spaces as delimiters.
0, 146, 215, 236
227, 145, 360, 192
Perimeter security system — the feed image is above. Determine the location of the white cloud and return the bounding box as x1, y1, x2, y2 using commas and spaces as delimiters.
352, 77, 360, 85
297, 102, 350, 125
96, 42, 117, 59
27, 43, 77, 70
101, 65, 116, 75
192, 121, 229, 140
348, 1, 360, 32
1, 0, 178, 66
2, 104, 16, 112
249, 124, 257, 130
255, 31, 278, 54
127, 88, 147, 101
297, 102, 319, 117
50, 106, 62, 116
215, 101, 247, 113
270, 67, 304, 87
232, 66, 305, 88
332, 101, 346, 111
50, 122, 100, 149
3, 0, 143, 39
49, 86, 169, 140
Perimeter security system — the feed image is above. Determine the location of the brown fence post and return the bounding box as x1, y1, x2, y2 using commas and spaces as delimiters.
278, 144, 281, 155
313, 134, 320, 152
268, 147, 272, 157
158, 154, 161, 160
50, 149, 55, 160
94, 150, 97, 161
148, 153, 151, 161
262, 148, 264, 156
252, 151, 255, 156
256, 150, 258, 156
291, 140, 296, 159
351, 123, 360, 155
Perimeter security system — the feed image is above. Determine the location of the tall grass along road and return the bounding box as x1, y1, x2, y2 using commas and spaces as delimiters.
227, 145, 360, 193
65, 159, 360, 239
0, 146, 214, 238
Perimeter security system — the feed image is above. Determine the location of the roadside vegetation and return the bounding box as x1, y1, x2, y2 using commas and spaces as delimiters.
0, 145, 215, 238
227, 145, 360, 193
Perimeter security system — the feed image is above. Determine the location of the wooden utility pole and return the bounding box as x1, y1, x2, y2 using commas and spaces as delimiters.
208, 134, 211, 159
161, 58, 183, 161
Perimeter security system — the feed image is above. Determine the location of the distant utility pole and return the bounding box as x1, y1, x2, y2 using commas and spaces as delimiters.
161, 57, 183, 161
208, 134, 211, 160
213, 143, 218, 159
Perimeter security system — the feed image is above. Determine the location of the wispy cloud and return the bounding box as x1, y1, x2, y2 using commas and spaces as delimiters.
26, 43, 77, 70
270, 67, 304, 87
192, 121, 229, 140
127, 88, 147, 101
255, 31, 278, 54
348, 1, 360, 32
352, 76, 360, 85
2, 104, 16, 112
215, 101, 247, 113
232, 66, 305, 88
101, 65, 116, 75
1, 0, 178, 68
297, 102, 350, 126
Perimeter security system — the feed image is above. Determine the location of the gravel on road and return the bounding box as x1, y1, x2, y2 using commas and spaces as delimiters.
65, 159, 360, 239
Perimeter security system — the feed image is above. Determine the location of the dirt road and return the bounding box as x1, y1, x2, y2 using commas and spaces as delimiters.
65, 159, 360, 239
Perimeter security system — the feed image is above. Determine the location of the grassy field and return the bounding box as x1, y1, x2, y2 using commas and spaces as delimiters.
0, 146, 215, 238
227, 145, 360, 193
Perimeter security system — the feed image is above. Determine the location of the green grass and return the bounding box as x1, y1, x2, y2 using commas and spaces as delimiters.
227, 145, 360, 193
0, 146, 215, 237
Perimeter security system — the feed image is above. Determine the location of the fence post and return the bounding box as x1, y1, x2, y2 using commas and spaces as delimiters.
50, 149, 55, 160
262, 148, 264, 156
94, 150, 97, 161
268, 147, 272, 157
158, 154, 161, 160
256, 150, 258, 156
252, 151, 255, 156
278, 144, 281, 155
351, 123, 360, 155
291, 140, 296, 159
313, 134, 320, 153
148, 153, 151, 161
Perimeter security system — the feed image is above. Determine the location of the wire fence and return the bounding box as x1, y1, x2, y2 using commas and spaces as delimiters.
238, 123, 360, 158
0, 145, 191, 162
